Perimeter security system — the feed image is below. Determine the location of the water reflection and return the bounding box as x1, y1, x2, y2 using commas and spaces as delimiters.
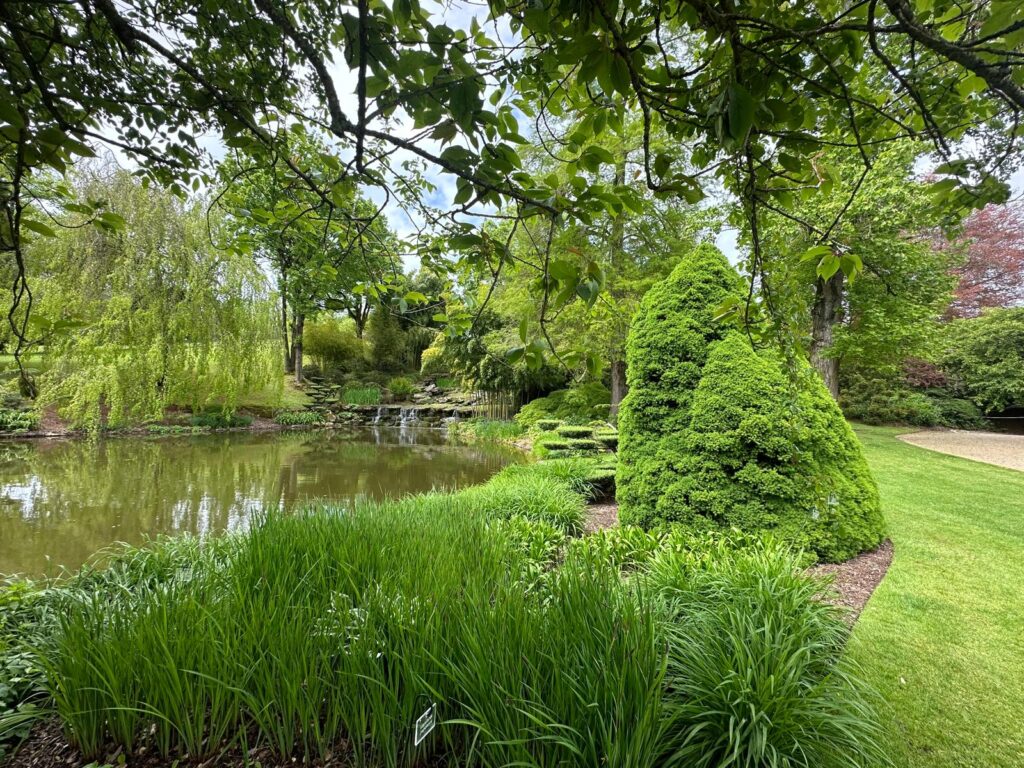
0, 427, 523, 577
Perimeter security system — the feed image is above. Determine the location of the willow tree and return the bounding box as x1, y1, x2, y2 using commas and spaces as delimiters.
33, 165, 280, 429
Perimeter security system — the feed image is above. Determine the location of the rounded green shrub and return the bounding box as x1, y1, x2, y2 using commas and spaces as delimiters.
515, 382, 610, 427
535, 419, 562, 432
387, 376, 415, 399
656, 335, 884, 562
617, 244, 743, 523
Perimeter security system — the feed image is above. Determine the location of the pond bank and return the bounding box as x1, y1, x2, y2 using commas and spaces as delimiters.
0, 402, 483, 441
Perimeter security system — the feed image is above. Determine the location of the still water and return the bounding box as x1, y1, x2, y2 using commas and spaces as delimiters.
0, 427, 524, 577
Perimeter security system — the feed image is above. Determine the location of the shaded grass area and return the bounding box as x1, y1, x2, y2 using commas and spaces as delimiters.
850, 425, 1024, 768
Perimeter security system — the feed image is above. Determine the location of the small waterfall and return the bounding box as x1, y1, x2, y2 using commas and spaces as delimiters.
398, 407, 418, 444
372, 406, 384, 425
399, 407, 418, 427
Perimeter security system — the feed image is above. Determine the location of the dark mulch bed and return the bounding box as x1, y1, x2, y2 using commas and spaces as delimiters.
4, 717, 358, 768
809, 538, 894, 622
583, 502, 618, 533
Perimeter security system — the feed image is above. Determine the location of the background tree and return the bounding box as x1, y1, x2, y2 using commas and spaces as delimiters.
219, 131, 398, 381
757, 143, 958, 398
942, 308, 1024, 414
3, 0, 1023, 374
947, 202, 1024, 318
31, 165, 279, 429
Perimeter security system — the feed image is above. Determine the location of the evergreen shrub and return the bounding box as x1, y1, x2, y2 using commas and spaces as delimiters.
617, 246, 884, 562
617, 244, 743, 522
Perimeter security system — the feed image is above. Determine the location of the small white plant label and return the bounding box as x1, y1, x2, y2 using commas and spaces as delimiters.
414, 703, 437, 746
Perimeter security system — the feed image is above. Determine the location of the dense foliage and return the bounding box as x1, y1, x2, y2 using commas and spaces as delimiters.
618, 251, 883, 561
31, 168, 280, 429
948, 202, 1024, 318
840, 370, 985, 429
2, 459, 885, 768
617, 244, 742, 522
669, 335, 884, 562
3, 0, 1022, 390
942, 308, 1024, 413
514, 382, 611, 427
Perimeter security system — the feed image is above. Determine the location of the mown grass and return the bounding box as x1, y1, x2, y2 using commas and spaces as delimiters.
850, 426, 1024, 768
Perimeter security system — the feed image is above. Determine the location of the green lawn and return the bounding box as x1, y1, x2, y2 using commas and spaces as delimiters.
850, 426, 1024, 768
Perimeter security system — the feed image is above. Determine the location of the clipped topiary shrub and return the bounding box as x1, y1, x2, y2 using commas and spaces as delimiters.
535, 419, 562, 432
617, 244, 743, 523
653, 335, 884, 562
556, 425, 594, 439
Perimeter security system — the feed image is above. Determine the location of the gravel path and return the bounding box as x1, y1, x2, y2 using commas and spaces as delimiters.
898, 429, 1024, 472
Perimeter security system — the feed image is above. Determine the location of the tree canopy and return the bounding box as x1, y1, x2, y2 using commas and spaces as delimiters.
3, 0, 1023, 376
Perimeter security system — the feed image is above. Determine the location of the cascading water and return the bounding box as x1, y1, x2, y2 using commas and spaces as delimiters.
372, 406, 384, 425
398, 406, 418, 444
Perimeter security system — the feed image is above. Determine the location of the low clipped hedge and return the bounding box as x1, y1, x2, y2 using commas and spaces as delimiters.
535, 419, 562, 432
536, 437, 571, 451
556, 425, 595, 439
564, 438, 600, 452
595, 430, 618, 450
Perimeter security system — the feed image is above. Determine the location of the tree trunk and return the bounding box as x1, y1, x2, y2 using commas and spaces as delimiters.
810, 271, 844, 400
349, 299, 369, 339
292, 312, 305, 384
280, 270, 293, 374
610, 359, 628, 418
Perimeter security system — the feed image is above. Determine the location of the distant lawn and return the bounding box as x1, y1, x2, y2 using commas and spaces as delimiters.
238, 375, 310, 410
851, 425, 1024, 767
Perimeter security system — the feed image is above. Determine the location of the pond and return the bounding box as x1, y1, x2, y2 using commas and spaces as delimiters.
0, 427, 524, 577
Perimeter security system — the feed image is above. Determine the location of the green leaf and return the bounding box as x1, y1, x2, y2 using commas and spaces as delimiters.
21, 219, 56, 237
610, 57, 633, 98
799, 244, 832, 262
549, 260, 578, 281
726, 83, 755, 141
817, 254, 841, 280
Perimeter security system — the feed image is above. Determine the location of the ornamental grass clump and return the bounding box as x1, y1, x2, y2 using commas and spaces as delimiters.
458, 471, 586, 534
41, 504, 665, 766
645, 539, 889, 768
28, 503, 886, 768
